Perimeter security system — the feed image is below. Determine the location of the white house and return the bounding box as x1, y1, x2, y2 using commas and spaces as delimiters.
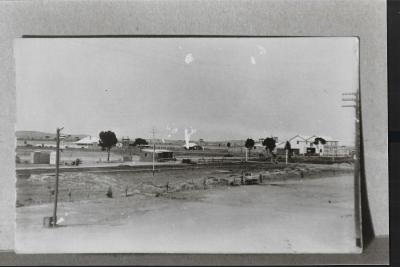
285, 135, 309, 155
277, 135, 341, 156
304, 135, 339, 156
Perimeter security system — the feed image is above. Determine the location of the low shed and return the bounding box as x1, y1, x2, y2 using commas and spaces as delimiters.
139, 149, 174, 162
31, 151, 51, 164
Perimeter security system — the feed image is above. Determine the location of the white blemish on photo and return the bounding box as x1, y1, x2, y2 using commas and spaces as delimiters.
257, 45, 266, 55
184, 53, 194, 64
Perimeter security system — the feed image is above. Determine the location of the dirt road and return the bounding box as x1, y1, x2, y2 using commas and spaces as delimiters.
16, 174, 359, 254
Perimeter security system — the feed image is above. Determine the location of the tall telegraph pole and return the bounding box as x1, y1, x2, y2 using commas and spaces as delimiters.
342, 91, 362, 247
151, 127, 157, 176
52, 127, 63, 227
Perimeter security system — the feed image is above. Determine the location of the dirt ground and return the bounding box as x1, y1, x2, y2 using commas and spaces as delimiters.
15, 171, 359, 254
16, 163, 353, 206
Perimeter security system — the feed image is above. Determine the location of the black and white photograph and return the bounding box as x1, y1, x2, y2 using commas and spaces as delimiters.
14, 37, 360, 253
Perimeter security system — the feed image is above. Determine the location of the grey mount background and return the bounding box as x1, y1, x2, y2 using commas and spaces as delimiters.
0, 0, 388, 264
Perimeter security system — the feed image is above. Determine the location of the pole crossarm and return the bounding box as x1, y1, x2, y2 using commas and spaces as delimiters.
342, 105, 357, 108
342, 92, 357, 96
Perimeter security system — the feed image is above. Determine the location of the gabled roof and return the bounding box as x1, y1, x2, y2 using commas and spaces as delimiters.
74, 136, 99, 145
141, 148, 172, 153
287, 135, 307, 142
305, 135, 337, 142
284, 134, 338, 143
276, 141, 287, 148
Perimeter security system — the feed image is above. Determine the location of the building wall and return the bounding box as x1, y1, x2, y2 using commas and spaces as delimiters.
138, 151, 174, 162
289, 136, 308, 155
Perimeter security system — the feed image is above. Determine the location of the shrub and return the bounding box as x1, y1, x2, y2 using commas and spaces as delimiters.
182, 159, 194, 164
106, 186, 113, 198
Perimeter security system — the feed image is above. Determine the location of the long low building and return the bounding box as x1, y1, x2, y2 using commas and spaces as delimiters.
73, 136, 99, 147
139, 149, 175, 162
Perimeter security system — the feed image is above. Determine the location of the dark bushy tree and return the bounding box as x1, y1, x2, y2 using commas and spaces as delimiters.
284, 141, 292, 158
106, 186, 113, 198
284, 141, 291, 150
313, 137, 327, 145
313, 137, 327, 155
244, 138, 255, 161
99, 131, 118, 162
227, 142, 231, 148
245, 138, 255, 151
131, 138, 148, 147
262, 137, 276, 162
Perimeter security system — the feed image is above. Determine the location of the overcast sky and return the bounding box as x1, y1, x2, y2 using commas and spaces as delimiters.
14, 37, 358, 145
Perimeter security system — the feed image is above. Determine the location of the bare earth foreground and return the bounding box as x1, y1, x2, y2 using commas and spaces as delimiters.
16, 173, 359, 254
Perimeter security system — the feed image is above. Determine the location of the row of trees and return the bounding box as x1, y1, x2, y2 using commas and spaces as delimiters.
99, 130, 328, 163
244, 137, 280, 162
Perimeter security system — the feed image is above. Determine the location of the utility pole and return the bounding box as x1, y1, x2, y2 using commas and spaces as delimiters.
342, 91, 362, 248
285, 149, 288, 165
151, 127, 157, 176
52, 127, 63, 227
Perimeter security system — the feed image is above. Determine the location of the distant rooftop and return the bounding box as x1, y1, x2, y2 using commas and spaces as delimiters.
74, 136, 99, 145
141, 148, 172, 153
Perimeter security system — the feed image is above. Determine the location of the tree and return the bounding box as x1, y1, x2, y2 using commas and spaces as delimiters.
284, 141, 291, 165
313, 137, 326, 155
99, 131, 118, 162
106, 186, 113, 198
244, 138, 255, 162
284, 141, 291, 151
227, 142, 231, 148
262, 137, 276, 162
131, 138, 148, 147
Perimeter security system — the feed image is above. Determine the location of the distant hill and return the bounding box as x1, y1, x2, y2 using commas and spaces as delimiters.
16, 131, 87, 141
16, 131, 247, 145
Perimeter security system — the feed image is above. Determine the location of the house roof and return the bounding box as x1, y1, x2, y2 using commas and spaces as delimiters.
141, 149, 172, 153
287, 135, 307, 142
276, 141, 286, 148
283, 134, 338, 143
74, 136, 99, 145
304, 135, 337, 142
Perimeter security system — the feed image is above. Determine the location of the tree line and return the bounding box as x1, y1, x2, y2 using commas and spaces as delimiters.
98, 130, 327, 163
